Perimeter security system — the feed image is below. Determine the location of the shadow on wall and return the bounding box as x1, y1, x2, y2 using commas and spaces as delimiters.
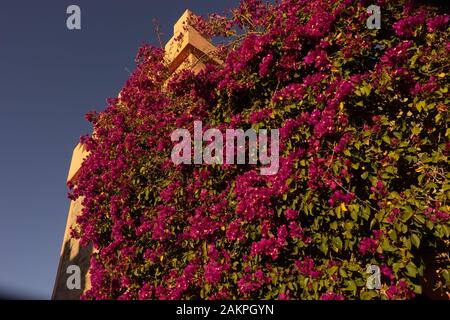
52, 239, 92, 300
420, 239, 450, 300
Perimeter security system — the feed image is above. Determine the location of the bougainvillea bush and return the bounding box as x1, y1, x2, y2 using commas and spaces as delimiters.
69, 0, 450, 300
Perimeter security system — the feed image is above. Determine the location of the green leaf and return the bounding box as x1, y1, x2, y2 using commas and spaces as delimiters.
339, 268, 348, 278
381, 239, 397, 252
382, 135, 391, 144
333, 237, 342, 252
406, 262, 418, 277
287, 282, 294, 291
327, 266, 339, 275
415, 100, 426, 112
413, 285, 422, 294
361, 84, 372, 96
414, 215, 425, 225
411, 234, 420, 248
348, 263, 360, 272
442, 270, 450, 284
411, 126, 422, 135
320, 240, 329, 255
388, 229, 397, 242
360, 290, 379, 300
401, 208, 414, 222
442, 225, 450, 238
344, 280, 357, 295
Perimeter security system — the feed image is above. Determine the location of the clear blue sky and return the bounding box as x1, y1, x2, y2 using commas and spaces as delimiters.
0, 0, 238, 299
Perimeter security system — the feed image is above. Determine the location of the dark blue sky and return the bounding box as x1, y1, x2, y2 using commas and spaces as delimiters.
0, 0, 238, 299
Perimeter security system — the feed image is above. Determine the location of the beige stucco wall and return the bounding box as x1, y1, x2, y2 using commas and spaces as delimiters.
52, 197, 92, 299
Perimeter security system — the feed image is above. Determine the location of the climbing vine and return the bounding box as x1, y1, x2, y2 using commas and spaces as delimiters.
70, 0, 450, 300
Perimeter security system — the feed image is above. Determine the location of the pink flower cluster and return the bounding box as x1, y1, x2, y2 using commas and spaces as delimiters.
358, 237, 378, 256
385, 280, 415, 300
237, 269, 271, 295
295, 257, 322, 279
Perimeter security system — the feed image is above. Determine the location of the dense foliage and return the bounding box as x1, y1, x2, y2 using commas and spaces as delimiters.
70, 0, 450, 300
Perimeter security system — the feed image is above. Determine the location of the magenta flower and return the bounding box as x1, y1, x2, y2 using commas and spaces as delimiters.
295, 257, 322, 279
381, 264, 395, 281
285, 208, 299, 221
358, 237, 378, 256
427, 15, 450, 32
320, 291, 345, 300
385, 280, 415, 300
259, 53, 274, 77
